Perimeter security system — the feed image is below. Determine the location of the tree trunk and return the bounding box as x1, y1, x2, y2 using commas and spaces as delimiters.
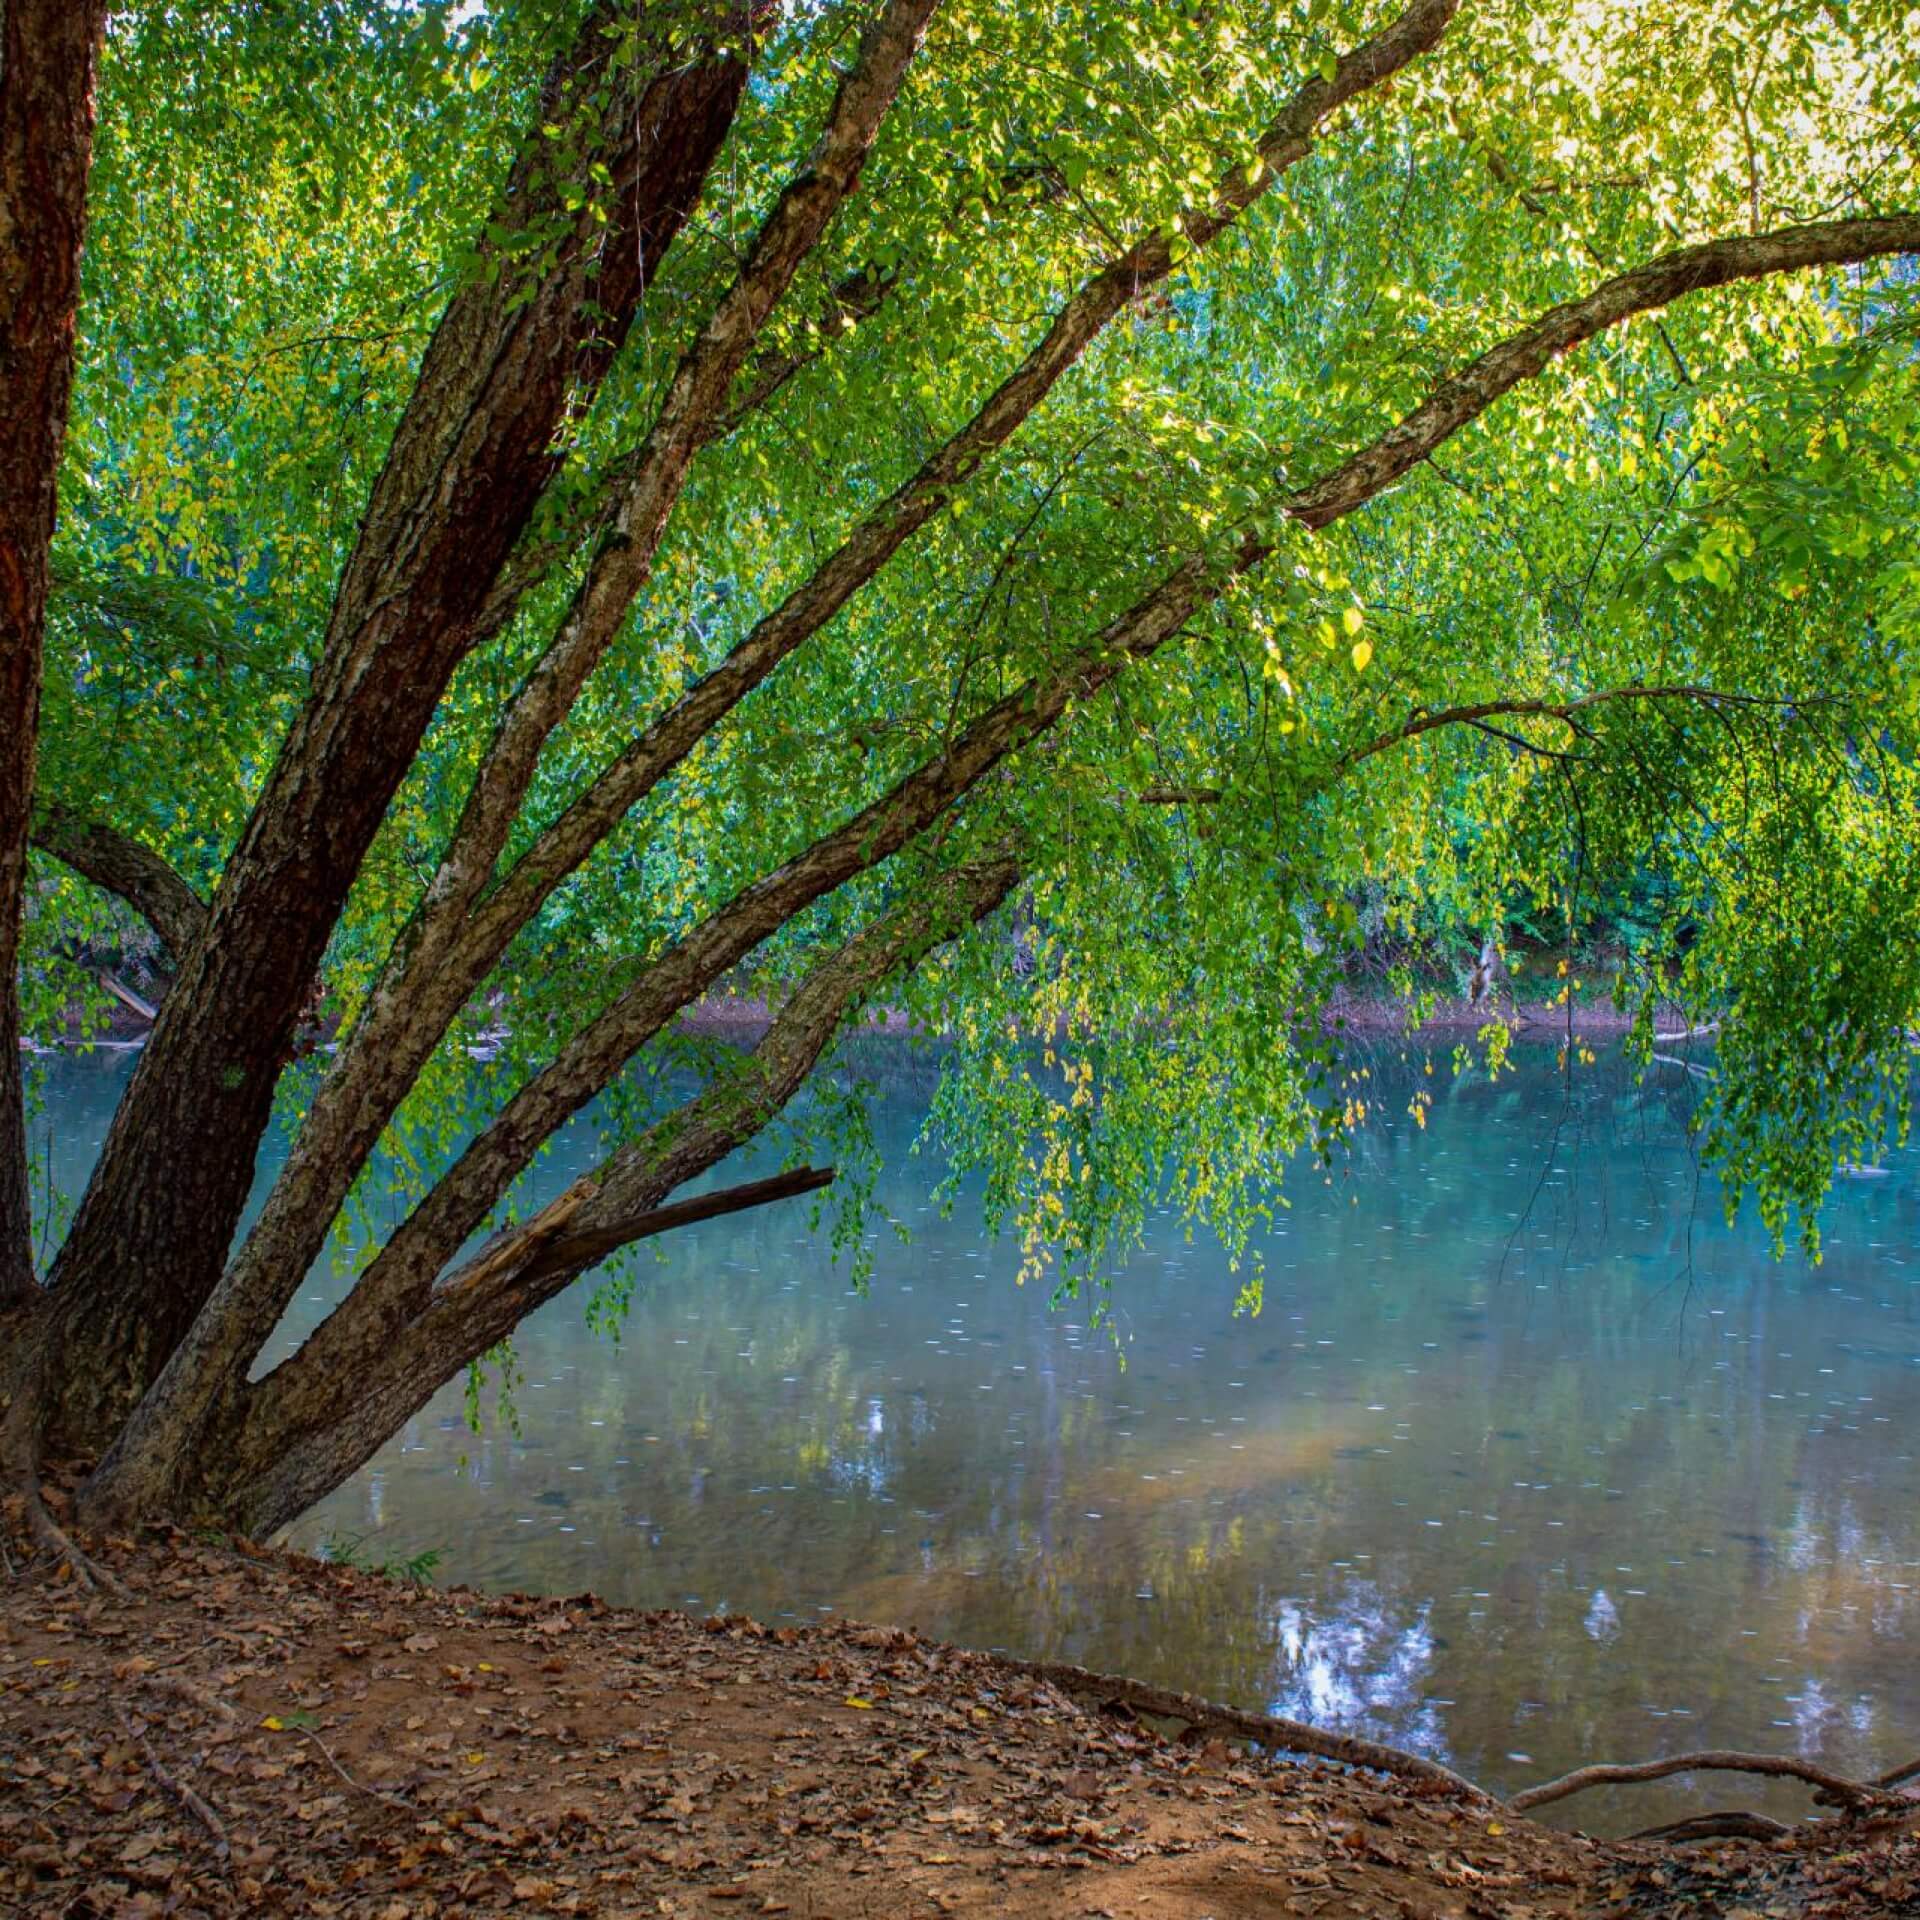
36, 5, 752, 1451
0, 0, 108, 1310
207, 855, 1022, 1538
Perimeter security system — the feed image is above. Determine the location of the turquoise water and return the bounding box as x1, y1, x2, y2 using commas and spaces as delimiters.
33, 1041, 1920, 1829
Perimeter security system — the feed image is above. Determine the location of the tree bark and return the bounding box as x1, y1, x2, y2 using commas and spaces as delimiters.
0, 0, 108, 1309
80, 0, 943, 1526
29, 802, 206, 962
38, 2, 753, 1448
218, 853, 1022, 1537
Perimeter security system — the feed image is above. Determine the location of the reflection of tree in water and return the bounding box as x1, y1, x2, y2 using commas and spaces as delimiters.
1266, 1586, 1446, 1756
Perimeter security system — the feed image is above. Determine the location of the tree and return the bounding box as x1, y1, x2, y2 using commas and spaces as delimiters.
1, 0, 1915, 1547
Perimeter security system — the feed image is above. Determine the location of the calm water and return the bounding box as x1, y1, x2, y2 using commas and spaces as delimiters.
32, 1041, 1920, 1830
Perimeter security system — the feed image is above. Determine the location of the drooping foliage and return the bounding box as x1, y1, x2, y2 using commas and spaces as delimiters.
1, 0, 1916, 1531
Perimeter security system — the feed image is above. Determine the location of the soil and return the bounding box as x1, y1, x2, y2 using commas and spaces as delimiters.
4, 1528, 1915, 1920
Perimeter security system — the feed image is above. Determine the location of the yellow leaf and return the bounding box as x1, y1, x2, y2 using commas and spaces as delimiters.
1487, 1821, 1505, 1836
261, 1715, 285, 1731
1350, 638, 1373, 672
844, 1696, 875, 1710
1341, 605, 1364, 636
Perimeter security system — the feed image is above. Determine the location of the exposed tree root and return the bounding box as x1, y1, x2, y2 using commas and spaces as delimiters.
989, 1653, 1494, 1802
118, 1707, 229, 1860
1510, 1750, 1889, 1816
1629, 1810, 1795, 1844
15, 1479, 128, 1596
1879, 1756, 1920, 1792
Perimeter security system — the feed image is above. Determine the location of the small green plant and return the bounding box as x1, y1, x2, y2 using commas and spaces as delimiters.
319, 1531, 443, 1587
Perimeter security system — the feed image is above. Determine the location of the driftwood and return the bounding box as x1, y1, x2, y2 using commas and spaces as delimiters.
988, 1653, 1493, 1802
96, 970, 158, 1023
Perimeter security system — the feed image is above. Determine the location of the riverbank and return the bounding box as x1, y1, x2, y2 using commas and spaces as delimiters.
4, 1530, 1914, 1919
22, 977, 1671, 1053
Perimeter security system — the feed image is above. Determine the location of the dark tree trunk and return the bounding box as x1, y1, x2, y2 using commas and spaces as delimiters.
37, 5, 751, 1450
0, 0, 108, 1310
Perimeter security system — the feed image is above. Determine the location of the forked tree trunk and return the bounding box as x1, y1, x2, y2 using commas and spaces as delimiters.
0, 0, 109, 1312
34, 4, 753, 1453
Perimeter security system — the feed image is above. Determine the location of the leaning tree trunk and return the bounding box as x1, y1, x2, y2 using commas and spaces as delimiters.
34, 4, 752, 1456
0, 0, 108, 1314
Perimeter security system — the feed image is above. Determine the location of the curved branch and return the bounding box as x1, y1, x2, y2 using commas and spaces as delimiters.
1340, 685, 1809, 772
1508, 1749, 1885, 1815
1287, 214, 1920, 530
1627, 1810, 1794, 1844
29, 802, 207, 962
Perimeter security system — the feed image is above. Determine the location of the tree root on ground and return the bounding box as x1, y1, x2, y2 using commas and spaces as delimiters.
989, 1653, 1493, 1802
12, 1480, 129, 1597
1629, 1810, 1795, 1844
987, 1649, 1914, 1861
1508, 1749, 1894, 1816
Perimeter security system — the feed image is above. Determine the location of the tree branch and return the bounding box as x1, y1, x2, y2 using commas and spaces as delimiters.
991, 1654, 1491, 1801
230, 205, 1920, 1454
1286, 215, 1920, 531
1339, 684, 1810, 771
227, 852, 1022, 1533
200, 0, 1464, 1408
473, 1164, 836, 1295
29, 802, 207, 963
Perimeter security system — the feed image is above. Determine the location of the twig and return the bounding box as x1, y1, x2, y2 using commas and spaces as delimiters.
295, 1726, 413, 1811
986, 1653, 1492, 1801
1629, 1810, 1793, 1844
1509, 1749, 1885, 1815
1877, 1755, 1920, 1791
118, 1709, 229, 1859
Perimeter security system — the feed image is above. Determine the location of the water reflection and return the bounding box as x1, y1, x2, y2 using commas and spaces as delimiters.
30, 1042, 1920, 1831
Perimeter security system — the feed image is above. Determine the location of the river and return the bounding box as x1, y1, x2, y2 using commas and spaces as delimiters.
31, 1039, 1920, 1831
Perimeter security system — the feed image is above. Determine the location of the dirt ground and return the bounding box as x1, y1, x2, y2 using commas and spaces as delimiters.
3, 1530, 1916, 1919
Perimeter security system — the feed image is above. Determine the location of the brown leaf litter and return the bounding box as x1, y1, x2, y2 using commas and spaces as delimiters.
3, 1534, 1916, 1918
